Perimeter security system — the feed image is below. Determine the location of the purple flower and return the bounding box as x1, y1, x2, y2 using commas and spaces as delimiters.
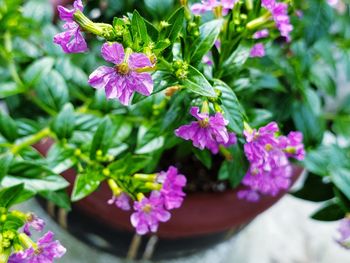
253, 29, 269, 39
157, 166, 187, 210
53, 0, 88, 53
23, 213, 45, 236
261, 0, 293, 41
239, 122, 304, 201
250, 43, 266, 57
108, 192, 131, 211
130, 192, 171, 235
88, 42, 154, 105
9, 232, 66, 263
175, 107, 237, 154
337, 217, 350, 249
191, 0, 236, 16
279, 131, 305, 161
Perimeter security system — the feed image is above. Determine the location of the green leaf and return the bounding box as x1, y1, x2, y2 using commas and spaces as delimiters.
333, 115, 350, 137
0, 82, 24, 98
2, 175, 69, 192
9, 160, 56, 178
46, 144, 75, 174
311, 201, 345, 221
214, 79, 244, 134
163, 7, 184, 43
71, 170, 105, 202
3, 215, 25, 231
248, 109, 273, 128
292, 102, 325, 146
50, 103, 75, 140
35, 69, 69, 112
131, 10, 149, 44
0, 113, 19, 142
182, 65, 217, 97
90, 117, 116, 160
23, 57, 55, 85
190, 19, 223, 65
303, 146, 329, 176
108, 154, 151, 178
309, 64, 336, 96
0, 153, 13, 182
193, 148, 212, 169
0, 184, 24, 208
218, 144, 247, 187
332, 168, 350, 201
292, 173, 334, 202
136, 126, 164, 154
40, 190, 71, 210
221, 42, 253, 77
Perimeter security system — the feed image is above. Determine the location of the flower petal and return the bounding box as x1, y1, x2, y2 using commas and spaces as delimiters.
128, 53, 153, 70
101, 42, 125, 65
88, 66, 115, 90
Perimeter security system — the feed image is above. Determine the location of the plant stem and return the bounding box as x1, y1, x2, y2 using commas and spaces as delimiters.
10, 127, 51, 154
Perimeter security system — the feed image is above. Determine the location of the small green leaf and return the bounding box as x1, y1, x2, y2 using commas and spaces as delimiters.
182, 65, 216, 97
35, 69, 69, 112
108, 154, 151, 178
40, 190, 71, 210
218, 144, 248, 187
0, 153, 13, 182
311, 201, 345, 221
332, 168, 350, 201
163, 7, 184, 43
131, 10, 149, 44
0, 184, 24, 208
71, 170, 104, 202
136, 126, 164, 154
0, 82, 24, 98
0, 113, 19, 142
50, 103, 75, 140
214, 79, 244, 134
193, 149, 212, 169
3, 215, 25, 231
292, 173, 334, 202
190, 19, 223, 65
46, 144, 75, 174
292, 102, 325, 146
2, 175, 69, 192
221, 42, 253, 77
90, 117, 116, 160
23, 57, 55, 85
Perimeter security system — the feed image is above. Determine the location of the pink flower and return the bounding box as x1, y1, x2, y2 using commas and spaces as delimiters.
239, 122, 305, 201
108, 192, 131, 211
337, 217, 350, 249
261, 0, 293, 41
191, 0, 237, 16
175, 107, 237, 154
279, 131, 305, 161
253, 29, 269, 39
130, 192, 171, 235
250, 43, 266, 57
9, 232, 66, 263
53, 0, 88, 53
157, 166, 187, 210
23, 213, 45, 236
88, 42, 154, 105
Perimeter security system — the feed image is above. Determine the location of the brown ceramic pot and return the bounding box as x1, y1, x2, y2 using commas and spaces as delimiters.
34, 138, 303, 260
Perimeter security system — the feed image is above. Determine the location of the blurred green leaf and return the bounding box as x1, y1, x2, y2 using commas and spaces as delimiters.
190, 19, 223, 65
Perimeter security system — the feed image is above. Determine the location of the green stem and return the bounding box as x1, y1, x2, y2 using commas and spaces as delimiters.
4, 32, 24, 88
11, 128, 51, 154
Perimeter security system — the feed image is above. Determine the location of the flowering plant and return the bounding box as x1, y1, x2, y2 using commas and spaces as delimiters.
0, 0, 349, 261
